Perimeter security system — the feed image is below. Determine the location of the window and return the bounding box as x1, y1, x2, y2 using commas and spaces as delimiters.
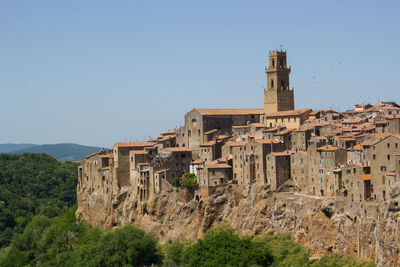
353, 168, 356, 174
381, 166, 387, 171
346, 179, 349, 184
198, 130, 200, 136
271, 79, 274, 89
281, 80, 284, 89
373, 154, 376, 160
279, 58, 283, 67
387, 143, 390, 149
387, 155, 391, 161
272, 59, 275, 68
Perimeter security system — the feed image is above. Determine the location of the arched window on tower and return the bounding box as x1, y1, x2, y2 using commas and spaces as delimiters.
281, 80, 284, 89
279, 58, 283, 68
271, 59, 275, 68
271, 79, 274, 89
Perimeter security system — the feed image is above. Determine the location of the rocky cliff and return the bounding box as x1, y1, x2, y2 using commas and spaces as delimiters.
76, 184, 400, 266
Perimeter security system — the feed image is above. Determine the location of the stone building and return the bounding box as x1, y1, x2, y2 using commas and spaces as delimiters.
183, 109, 263, 158
266, 151, 293, 190
291, 151, 309, 193
370, 134, 400, 201
263, 109, 312, 129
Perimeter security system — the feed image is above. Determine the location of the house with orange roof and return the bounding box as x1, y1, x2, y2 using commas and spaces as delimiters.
263, 109, 312, 130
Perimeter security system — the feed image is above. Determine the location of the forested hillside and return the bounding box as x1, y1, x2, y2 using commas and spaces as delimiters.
0, 153, 77, 248
5, 143, 103, 161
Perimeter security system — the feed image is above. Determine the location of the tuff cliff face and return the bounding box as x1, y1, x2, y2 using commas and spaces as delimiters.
76, 184, 400, 266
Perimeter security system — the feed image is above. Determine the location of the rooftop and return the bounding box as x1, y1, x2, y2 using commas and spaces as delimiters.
205, 163, 232, 169
265, 109, 312, 118
114, 142, 155, 148
355, 174, 371, 180
165, 147, 192, 153
194, 108, 264, 116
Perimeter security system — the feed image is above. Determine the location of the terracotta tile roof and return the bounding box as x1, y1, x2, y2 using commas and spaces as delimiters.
84, 152, 98, 159
232, 125, 250, 129
309, 110, 320, 116
191, 159, 202, 164
195, 109, 264, 116
155, 169, 169, 174
343, 118, 365, 124
249, 123, 266, 128
162, 130, 176, 135
386, 172, 396, 176
254, 139, 280, 144
217, 135, 228, 140
348, 144, 362, 151
374, 121, 388, 125
205, 163, 232, 169
317, 146, 341, 152
226, 141, 247, 147
360, 141, 375, 146
114, 142, 155, 148
157, 135, 176, 142
274, 128, 295, 135
78, 166, 83, 169
384, 114, 400, 119
271, 151, 294, 156
102, 167, 110, 170
98, 154, 113, 158
131, 150, 148, 155
263, 127, 278, 132
355, 174, 371, 180
165, 147, 192, 152
265, 109, 312, 118
204, 129, 218, 135
200, 141, 216, 147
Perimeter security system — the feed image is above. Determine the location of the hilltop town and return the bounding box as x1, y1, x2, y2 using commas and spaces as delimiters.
78, 50, 400, 209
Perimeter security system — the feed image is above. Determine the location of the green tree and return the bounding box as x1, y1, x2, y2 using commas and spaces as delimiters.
180, 173, 197, 188
77, 224, 162, 267
182, 226, 273, 267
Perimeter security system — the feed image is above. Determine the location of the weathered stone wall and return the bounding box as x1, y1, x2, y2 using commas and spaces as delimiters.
77, 178, 400, 267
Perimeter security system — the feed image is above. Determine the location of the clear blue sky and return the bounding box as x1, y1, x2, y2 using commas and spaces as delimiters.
1, 0, 399, 147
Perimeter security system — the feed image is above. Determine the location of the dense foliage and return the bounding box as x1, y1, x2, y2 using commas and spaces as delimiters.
0, 153, 77, 248
174, 173, 197, 188
162, 227, 376, 267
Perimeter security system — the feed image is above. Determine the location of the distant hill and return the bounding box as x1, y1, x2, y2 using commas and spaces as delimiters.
4, 143, 104, 161
0, 143, 38, 153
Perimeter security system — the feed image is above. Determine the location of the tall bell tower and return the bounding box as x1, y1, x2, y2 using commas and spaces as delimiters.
263, 50, 294, 114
